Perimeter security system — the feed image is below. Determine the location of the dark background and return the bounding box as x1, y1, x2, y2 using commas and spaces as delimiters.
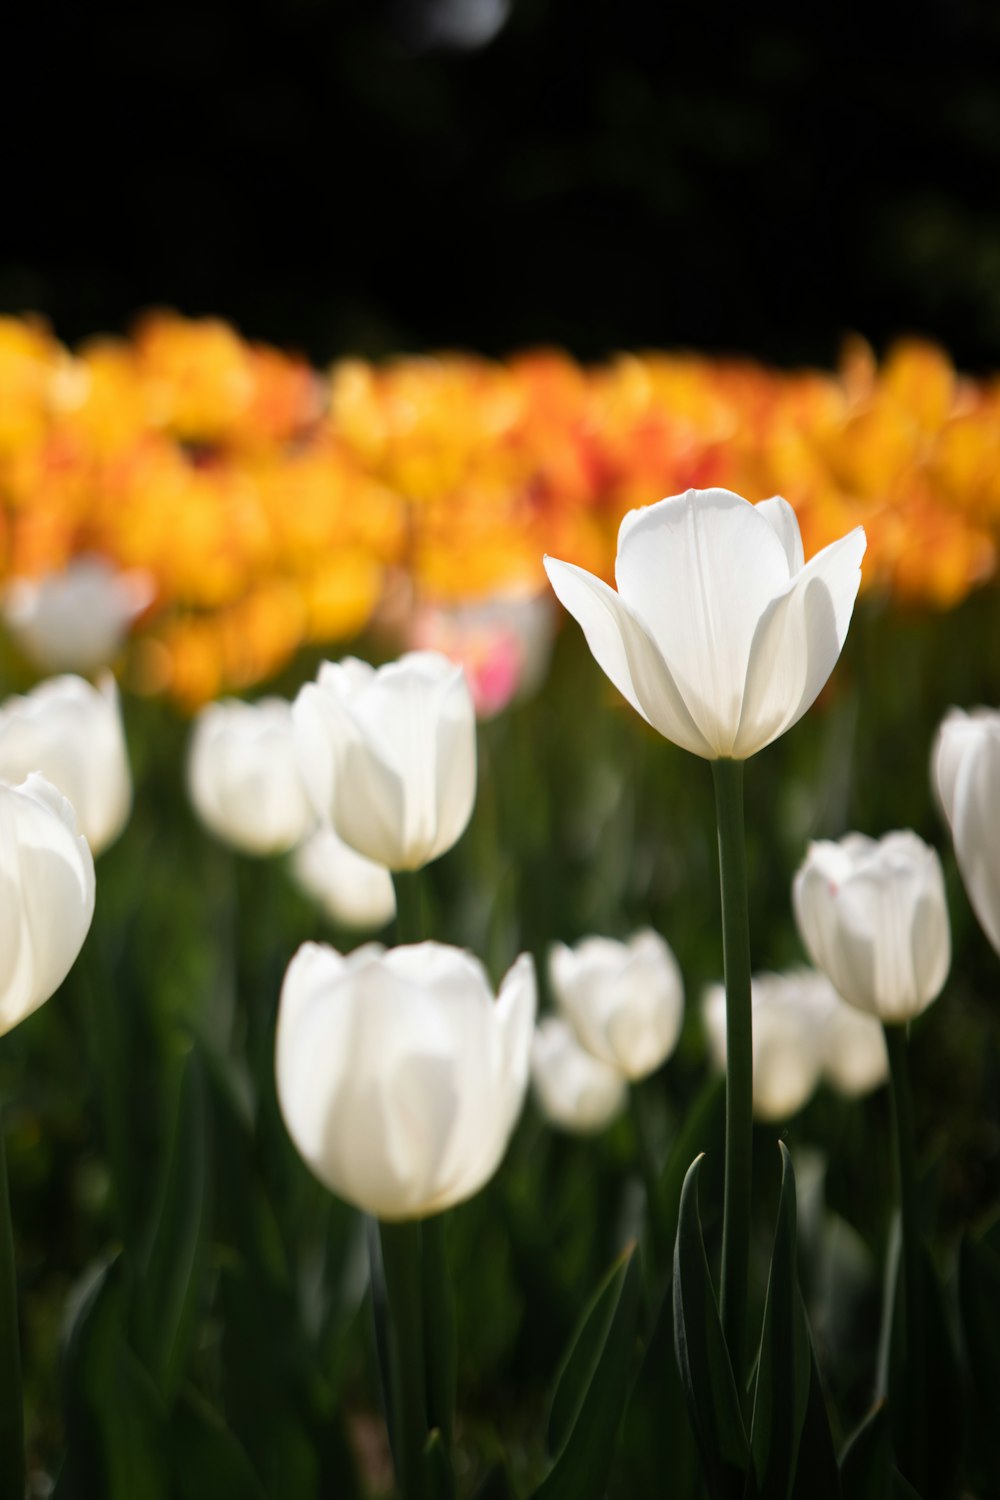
4, 0, 1000, 368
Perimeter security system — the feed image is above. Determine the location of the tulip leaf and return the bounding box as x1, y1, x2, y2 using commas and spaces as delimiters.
787, 1344, 840, 1500
530, 1242, 641, 1500
136, 1042, 209, 1404
839, 1402, 891, 1500
957, 1229, 1000, 1493
748, 1142, 812, 1500
172, 1389, 267, 1500
672, 1155, 748, 1500
657, 1073, 726, 1262
884, 1228, 963, 1497
471, 1459, 518, 1500
55, 1254, 172, 1500
424, 1428, 457, 1500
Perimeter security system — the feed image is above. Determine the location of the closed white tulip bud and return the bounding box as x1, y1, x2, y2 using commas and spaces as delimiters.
793, 832, 951, 1024
0, 674, 131, 854
702, 967, 887, 1122
292, 652, 477, 871
544, 488, 865, 759
289, 826, 396, 931
549, 930, 684, 1081
932, 707, 1000, 956
3, 556, 154, 674
188, 697, 314, 856
0, 775, 96, 1034
530, 1017, 628, 1135
276, 942, 536, 1220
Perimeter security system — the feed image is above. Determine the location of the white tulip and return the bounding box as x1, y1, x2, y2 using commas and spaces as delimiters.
932, 707, 1000, 956
793, 832, 951, 1024
702, 967, 887, 1122
292, 652, 477, 871
188, 697, 313, 856
289, 825, 396, 931
276, 941, 536, 1220
530, 1017, 628, 1135
549, 929, 684, 1081
0, 775, 96, 1035
544, 488, 866, 759
3, 556, 154, 674
0, 674, 131, 854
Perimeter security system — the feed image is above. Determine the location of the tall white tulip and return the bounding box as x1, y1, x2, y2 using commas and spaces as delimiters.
702, 968, 887, 1122
188, 697, 313, 856
276, 941, 536, 1220
292, 652, 477, 871
0, 775, 96, 1035
932, 707, 1000, 956
0, 674, 131, 854
549, 930, 684, 1081
793, 832, 951, 1023
544, 488, 865, 759
3, 556, 154, 674
290, 825, 396, 931
530, 1016, 628, 1135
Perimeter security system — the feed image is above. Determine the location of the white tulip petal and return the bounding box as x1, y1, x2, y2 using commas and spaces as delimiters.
543, 557, 713, 757
0, 775, 95, 1035
290, 827, 395, 930
734, 527, 866, 758
531, 1018, 628, 1134
614, 489, 791, 755
754, 496, 805, 575
950, 723, 1000, 955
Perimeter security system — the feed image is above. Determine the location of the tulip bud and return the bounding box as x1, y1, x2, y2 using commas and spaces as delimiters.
188, 697, 313, 856
932, 707, 1000, 956
289, 826, 396, 931
530, 1017, 628, 1135
276, 942, 536, 1220
292, 652, 477, 871
3, 555, 154, 674
0, 674, 131, 854
544, 488, 865, 759
549, 930, 684, 1081
793, 832, 951, 1023
0, 775, 96, 1034
702, 967, 887, 1122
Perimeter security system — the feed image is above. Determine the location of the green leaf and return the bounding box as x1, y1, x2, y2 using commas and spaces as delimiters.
173, 1389, 267, 1500
424, 1428, 457, 1500
789, 1343, 840, 1500
748, 1142, 812, 1500
55, 1254, 172, 1500
531, 1242, 641, 1500
839, 1403, 891, 1500
884, 1233, 963, 1497
672, 1155, 748, 1500
658, 1074, 726, 1260
471, 1459, 518, 1500
136, 1043, 209, 1404
958, 1230, 1000, 1493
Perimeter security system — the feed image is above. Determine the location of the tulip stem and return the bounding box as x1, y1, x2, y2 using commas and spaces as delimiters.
0, 1109, 25, 1500
884, 1021, 925, 1488
379, 1219, 428, 1500
630, 1082, 668, 1267
711, 757, 752, 1384
394, 870, 425, 947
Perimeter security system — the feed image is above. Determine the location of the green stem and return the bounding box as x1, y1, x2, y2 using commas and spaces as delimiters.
379, 1219, 428, 1500
420, 1213, 455, 1448
884, 1021, 925, 1487
711, 757, 753, 1382
629, 1082, 668, 1268
394, 870, 424, 948
0, 1110, 25, 1500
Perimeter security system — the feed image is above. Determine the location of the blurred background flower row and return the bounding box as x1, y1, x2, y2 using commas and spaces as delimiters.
2, 312, 998, 711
